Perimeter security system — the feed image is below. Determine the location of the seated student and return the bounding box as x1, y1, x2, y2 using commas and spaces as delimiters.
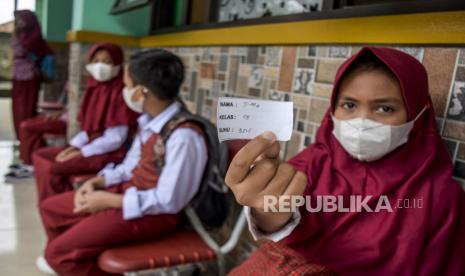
5, 83, 69, 181
36, 49, 208, 276
33, 42, 139, 202
226, 47, 465, 275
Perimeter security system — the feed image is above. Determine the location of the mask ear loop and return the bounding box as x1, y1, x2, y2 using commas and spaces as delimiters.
412, 105, 428, 122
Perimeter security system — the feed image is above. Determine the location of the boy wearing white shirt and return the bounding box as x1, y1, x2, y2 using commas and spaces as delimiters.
37, 49, 208, 276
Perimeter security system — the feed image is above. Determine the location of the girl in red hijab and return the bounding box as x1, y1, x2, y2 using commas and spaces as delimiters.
32, 42, 138, 202
10, 10, 53, 145
226, 46, 465, 275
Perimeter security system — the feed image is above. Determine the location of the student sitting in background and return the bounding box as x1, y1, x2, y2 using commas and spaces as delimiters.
5, 83, 68, 182
36, 49, 208, 276
33, 42, 139, 202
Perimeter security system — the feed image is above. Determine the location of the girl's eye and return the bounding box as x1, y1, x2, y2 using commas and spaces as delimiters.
376, 106, 394, 113
341, 102, 356, 110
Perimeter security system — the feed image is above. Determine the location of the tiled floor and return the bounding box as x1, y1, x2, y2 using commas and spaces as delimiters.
0, 98, 47, 275
0, 98, 15, 141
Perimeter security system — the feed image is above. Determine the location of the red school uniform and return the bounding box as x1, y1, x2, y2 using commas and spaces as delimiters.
33, 42, 138, 202
39, 121, 206, 276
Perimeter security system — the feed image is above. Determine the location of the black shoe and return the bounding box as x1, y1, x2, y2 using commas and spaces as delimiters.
8, 164, 21, 170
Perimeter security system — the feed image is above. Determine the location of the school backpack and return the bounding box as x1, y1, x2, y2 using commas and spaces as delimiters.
29, 53, 56, 82
156, 104, 230, 228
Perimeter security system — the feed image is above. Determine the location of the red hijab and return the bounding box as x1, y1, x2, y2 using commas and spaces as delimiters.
78, 43, 138, 133
14, 10, 53, 58
286, 47, 465, 275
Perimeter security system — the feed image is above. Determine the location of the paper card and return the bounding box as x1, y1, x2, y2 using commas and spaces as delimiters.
217, 97, 294, 142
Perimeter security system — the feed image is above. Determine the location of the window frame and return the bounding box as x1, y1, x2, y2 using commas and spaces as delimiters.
110, 0, 151, 15
147, 0, 464, 35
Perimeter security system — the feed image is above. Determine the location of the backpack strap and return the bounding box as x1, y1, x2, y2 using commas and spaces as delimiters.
153, 108, 205, 170
155, 104, 230, 194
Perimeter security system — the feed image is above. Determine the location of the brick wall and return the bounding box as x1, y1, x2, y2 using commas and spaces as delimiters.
166, 46, 465, 186
67, 43, 465, 183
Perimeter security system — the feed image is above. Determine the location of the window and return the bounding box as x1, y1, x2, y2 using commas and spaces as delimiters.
110, 0, 151, 15
110, 0, 465, 34
218, 0, 322, 22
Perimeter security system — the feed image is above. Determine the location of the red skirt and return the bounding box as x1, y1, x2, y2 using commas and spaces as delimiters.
19, 116, 67, 165
39, 182, 179, 276
32, 146, 127, 202
228, 240, 337, 276
11, 78, 41, 139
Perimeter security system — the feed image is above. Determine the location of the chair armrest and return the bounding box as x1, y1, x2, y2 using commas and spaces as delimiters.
184, 206, 246, 255
38, 101, 65, 112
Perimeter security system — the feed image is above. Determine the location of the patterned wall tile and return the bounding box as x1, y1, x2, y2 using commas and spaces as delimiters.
200, 63, 215, 79
227, 56, 240, 93
180, 55, 193, 69
265, 46, 281, 67
237, 76, 249, 96
442, 138, 458, 159
328, 46, 351, 58
436, 117, 444, 132
233, 47, 247, 55
297, 58, 315, 69
66, 43, 465, 177
396, 47, 424, 62
278, 47, 297, 92
315, 59, 344, 84
459, 50, 465, 65
298, 46, 309, 58
199, 78, 213, 90
219, 55, 228, 72
238, 63, 252, 76
312, 83, 333, 98
200, 48, 214, 62
267, 90, 286, 101
293, 68, 314, 95
291, 94, 311, 110
316, 46, 328, 57
447, 82, 465, 121
189, 72, 197, 101
423, 48, 457, 118
247, 47, 259, 64
458, 143, 465, 160
308, 47, 316, 57
248, 66, 264, 89
307, 98, 330, 123
443, 120, 465, 140
454, 161, 465, 179
264, 67, 279, 79
456, 66, 465, 82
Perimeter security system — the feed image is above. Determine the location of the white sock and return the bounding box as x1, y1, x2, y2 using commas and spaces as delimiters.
36, 255, 57, 275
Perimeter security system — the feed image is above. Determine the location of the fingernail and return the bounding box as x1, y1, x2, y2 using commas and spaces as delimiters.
261, 131, 276, 142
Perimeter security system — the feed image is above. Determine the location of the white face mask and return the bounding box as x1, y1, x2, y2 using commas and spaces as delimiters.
85, 63, 120, 82
331, 107, 427, 162
122, 86, 144, 113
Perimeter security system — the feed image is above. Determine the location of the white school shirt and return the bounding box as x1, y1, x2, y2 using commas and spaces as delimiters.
244, 206, 301, 242
98, 102, 208, 220
69, 126, 129, 157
